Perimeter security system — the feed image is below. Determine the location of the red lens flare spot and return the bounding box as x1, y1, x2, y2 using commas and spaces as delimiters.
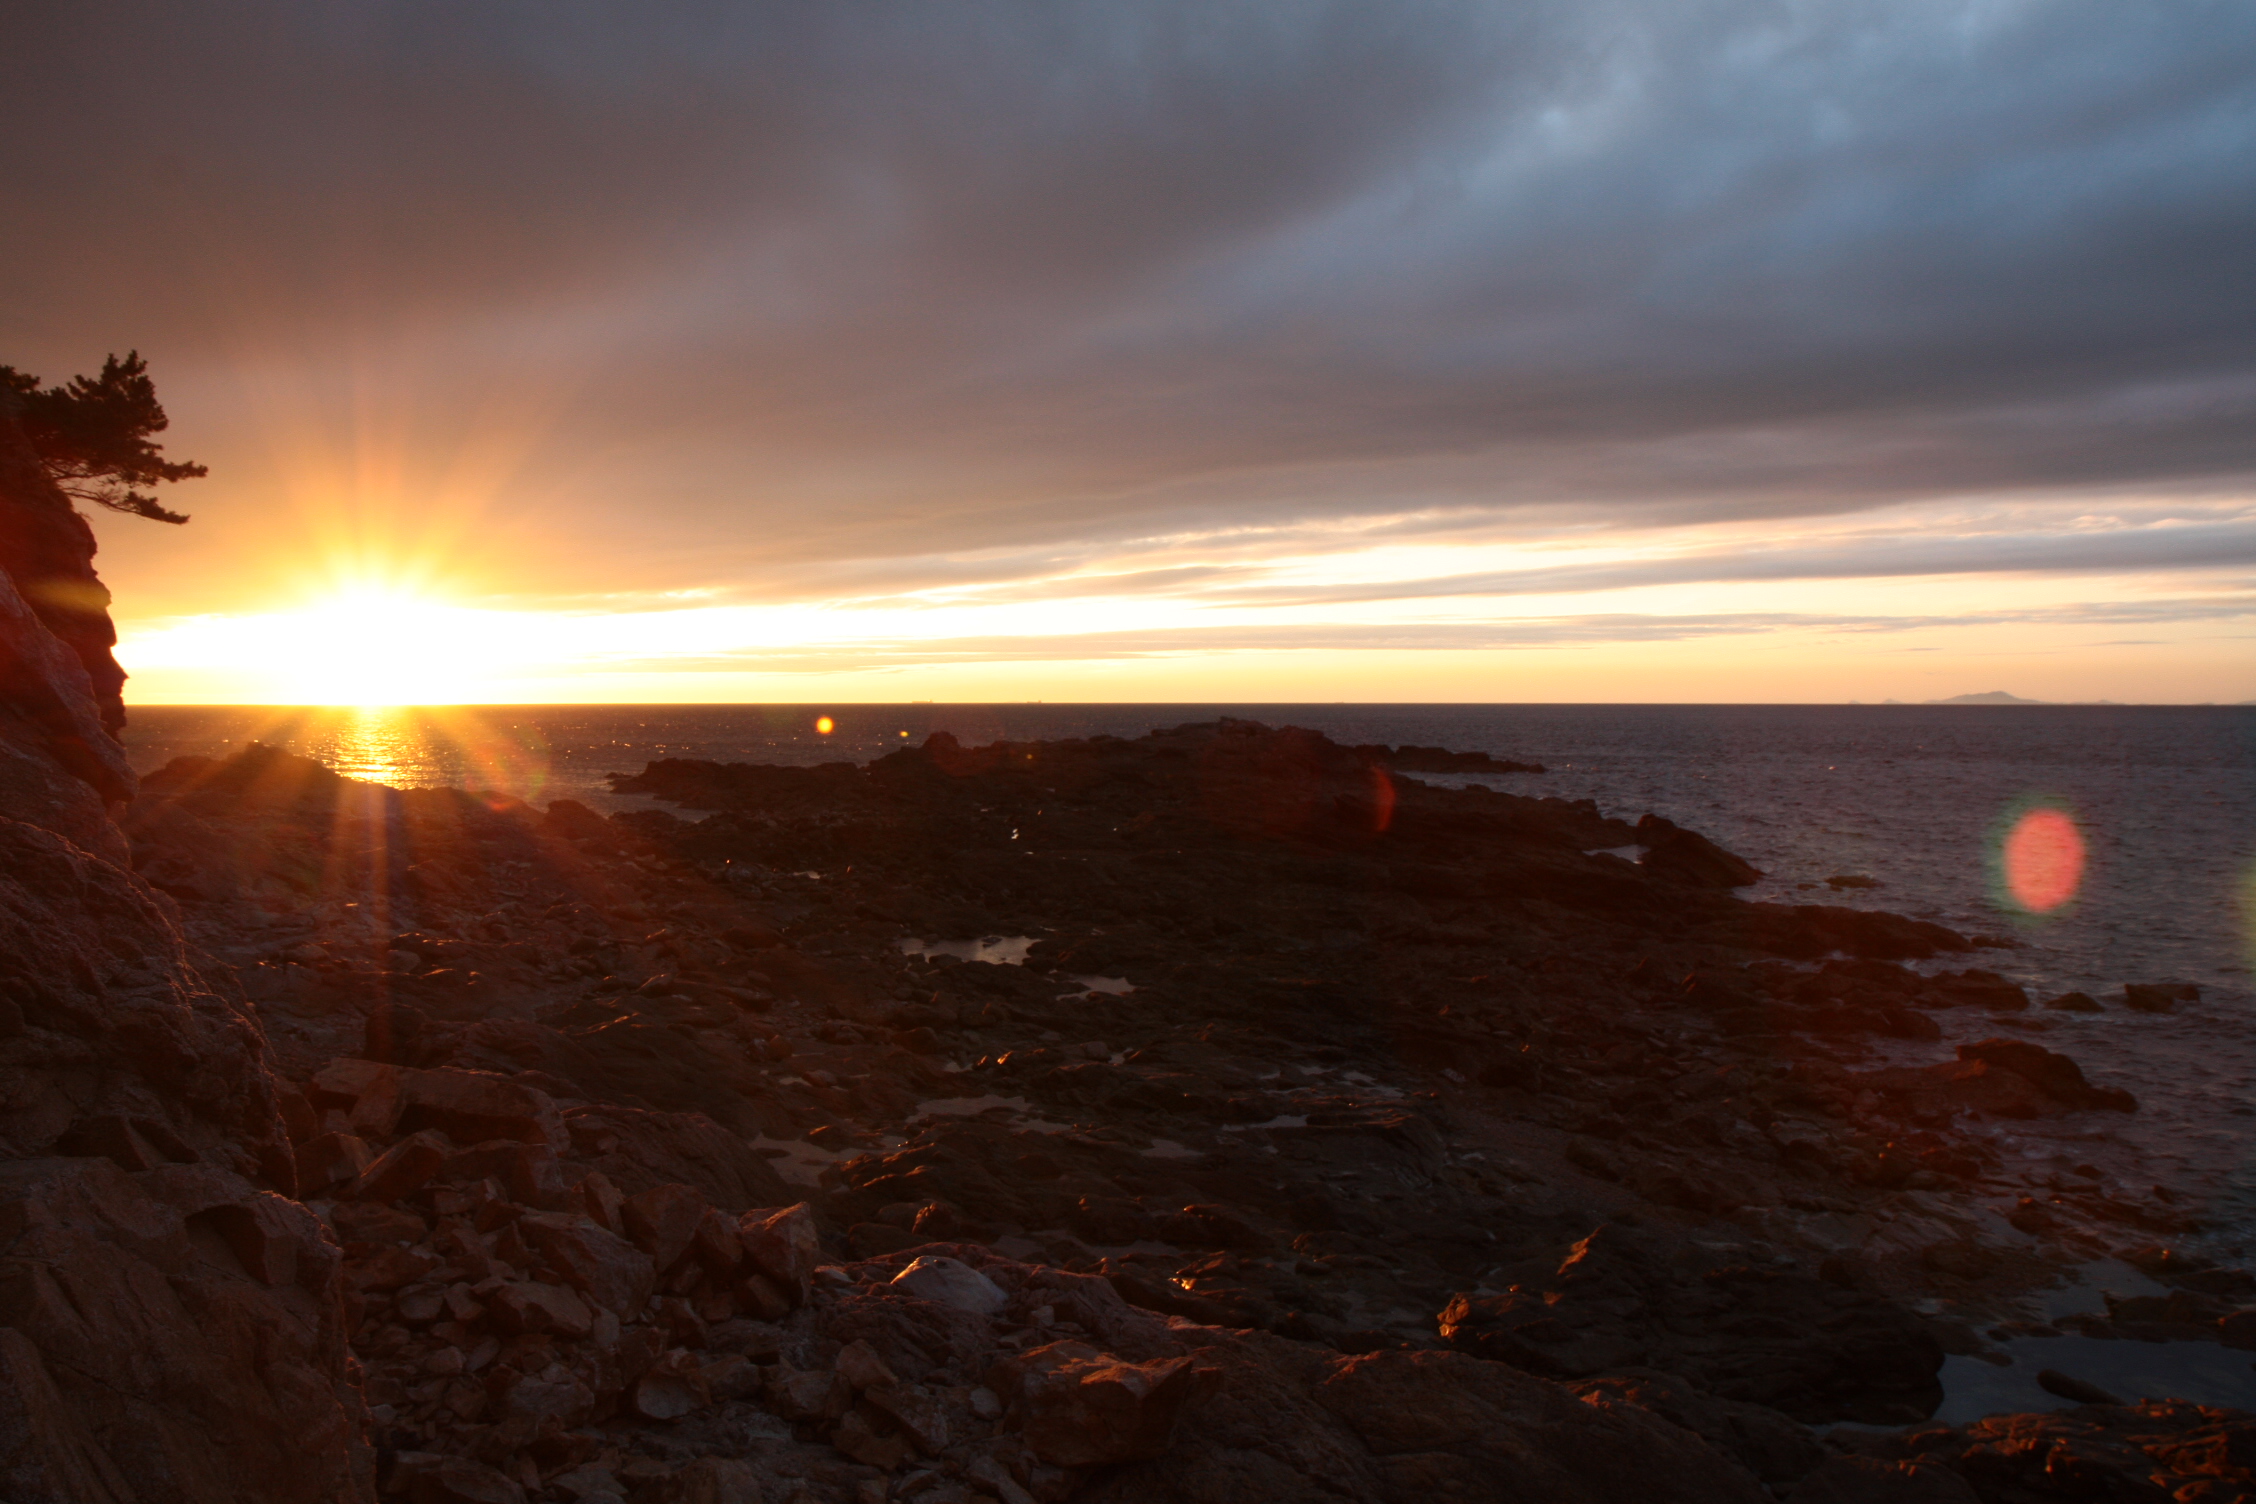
815, 716, 834, 735
2003, 807, 2085, 913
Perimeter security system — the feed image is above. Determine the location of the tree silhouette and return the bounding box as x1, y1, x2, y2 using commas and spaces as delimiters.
0, 351, 204, 524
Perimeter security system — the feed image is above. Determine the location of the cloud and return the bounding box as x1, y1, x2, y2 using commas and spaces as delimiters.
5, 0, 2255, 603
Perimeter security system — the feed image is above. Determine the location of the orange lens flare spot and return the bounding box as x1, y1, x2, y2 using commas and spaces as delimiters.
2003, 807, 2085, 913
815, 716, 835, 735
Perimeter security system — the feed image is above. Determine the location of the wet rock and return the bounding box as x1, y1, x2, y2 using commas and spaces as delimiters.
2037, 1368, 2124, 1405
2125, 981, 2201, 1013
1955, 1038, 2137, 1112
1840, 1399, 2256, 1504
1637, 816, 1763, 888
2044, 990, 2104, 1012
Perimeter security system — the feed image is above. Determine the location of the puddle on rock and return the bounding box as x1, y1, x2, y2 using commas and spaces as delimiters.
899, 935, 1036, 965
1142, 1139, 1204, 1159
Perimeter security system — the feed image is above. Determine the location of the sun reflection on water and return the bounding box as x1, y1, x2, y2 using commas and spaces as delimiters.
206, 706, 558, 802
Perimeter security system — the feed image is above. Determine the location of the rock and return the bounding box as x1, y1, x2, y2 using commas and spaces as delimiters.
832, 1337, 899, 1391
1781, 1455, 1981, 1503
765, 1362, 851, 1421
830, 1408, 911, 1468
737, 1203, 821, 1302
569, 1168, 626, 1232
890, 1255, 1007, 1316
995, 1339, 1214, 1467
1310, 1344, 1774, 1503
310, 1060, 565, 1150
622, 1182, 708, 1271
515, 1211, 656, 1316
636, 1457, 760, 1504
1955, 1038, 2136, 1112
0, 1157, 369, 1501
2038, 1368, 2125, 1405
1924, 970, 2030, 1010
1437, 1226, 1943, 1424
1844, 1398, 2256, 1503
405, 1453, 528, 1504
2045, 990, 2104, 1012
294, 1131, 374, 1193
1638, 816, 1763, 888
865, 1381, 950, 1453
486, 1279, 595, 1338
1572, 1370, 1826, 1488
491, 1360, 594, 1425
630, 1349, 710, 1421
2125, 982, 2201, 1013
0, 1325, 138, 1501
344, 1130, 450, 1203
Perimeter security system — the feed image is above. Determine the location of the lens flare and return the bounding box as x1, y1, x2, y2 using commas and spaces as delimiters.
2002, 806, 2085, 913
815, 716, 835, 735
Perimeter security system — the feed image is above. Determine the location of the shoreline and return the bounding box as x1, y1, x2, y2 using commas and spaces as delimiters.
114, 716, 2256, 1497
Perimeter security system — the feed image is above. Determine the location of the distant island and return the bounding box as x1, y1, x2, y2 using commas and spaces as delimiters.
1927, 690, 2048, 704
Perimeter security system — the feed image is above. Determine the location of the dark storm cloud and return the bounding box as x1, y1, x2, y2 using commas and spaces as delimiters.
4, 0, 2254, 579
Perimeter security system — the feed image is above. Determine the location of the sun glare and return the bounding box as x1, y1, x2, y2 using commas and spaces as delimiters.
271, 588, 500, 705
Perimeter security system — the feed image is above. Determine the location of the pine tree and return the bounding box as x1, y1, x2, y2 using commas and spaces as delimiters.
0, 351, 204, 524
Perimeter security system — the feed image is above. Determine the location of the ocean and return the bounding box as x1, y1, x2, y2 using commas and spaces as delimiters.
123, 702, 2256, 1251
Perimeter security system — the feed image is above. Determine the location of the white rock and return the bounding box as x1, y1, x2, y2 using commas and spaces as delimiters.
888, 1255, 1006, 1315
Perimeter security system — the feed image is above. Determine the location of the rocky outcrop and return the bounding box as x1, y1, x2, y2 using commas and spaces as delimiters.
59, 703, 2229, 1499
0, 408, 370, 1500
0, 403, 128, 737
1437, 1225, 1946, 1424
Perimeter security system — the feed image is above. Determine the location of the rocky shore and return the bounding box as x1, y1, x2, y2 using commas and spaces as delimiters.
5, 418, 2256, 1501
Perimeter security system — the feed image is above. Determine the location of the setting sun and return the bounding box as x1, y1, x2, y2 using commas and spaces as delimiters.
123, 586, 546, 705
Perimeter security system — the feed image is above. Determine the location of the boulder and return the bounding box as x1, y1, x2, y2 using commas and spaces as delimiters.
1638, 817, 1762, 888
890, 1254, 1007, 1315
622, 1182, 708, 1271
515, 1212, 656, 1316
0, 1156, 370, 1502
2125, 982, 2201, 1013
995, 1339, 1214, 1466
737, 1203, 821, 1302
1955, 1039, 2136, 1112
309, 1060, 565, 1150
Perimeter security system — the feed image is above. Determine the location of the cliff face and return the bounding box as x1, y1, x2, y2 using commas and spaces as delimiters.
0, 413, 372, 1502
0, 410, 129, 738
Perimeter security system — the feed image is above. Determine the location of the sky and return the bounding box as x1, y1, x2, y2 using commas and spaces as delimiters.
3, 1, 2254, 705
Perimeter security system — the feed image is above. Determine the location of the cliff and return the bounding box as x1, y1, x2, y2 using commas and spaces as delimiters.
0, 411, 372, 1501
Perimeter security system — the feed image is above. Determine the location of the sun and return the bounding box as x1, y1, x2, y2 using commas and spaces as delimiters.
271, 587, 493, 705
